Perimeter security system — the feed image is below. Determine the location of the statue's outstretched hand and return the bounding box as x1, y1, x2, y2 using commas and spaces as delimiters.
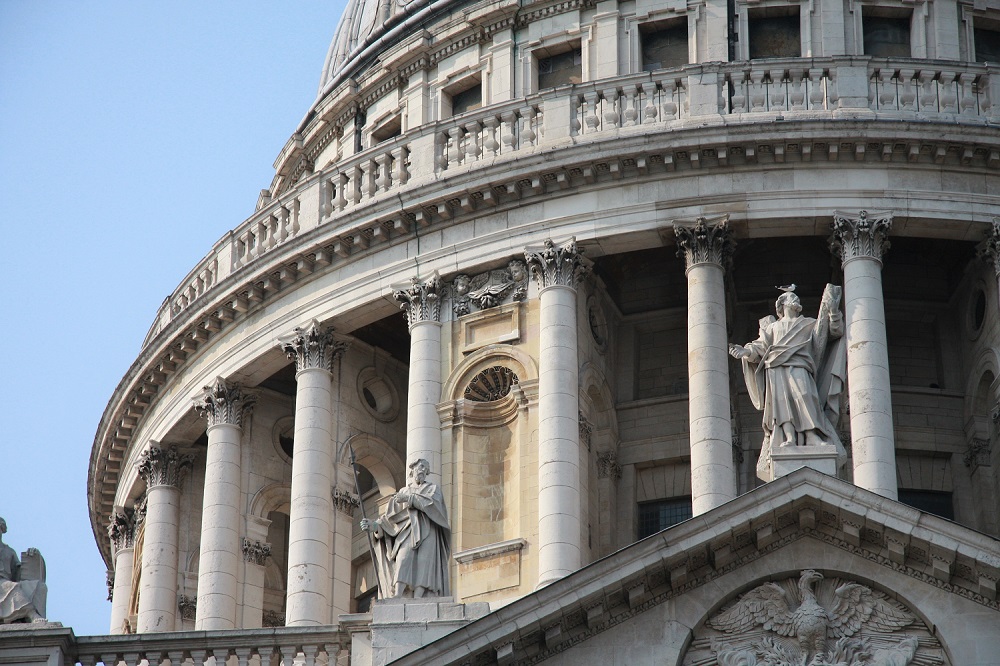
729, 344, 749, 360
360, 518, 374, 532
25, 548, 39, 557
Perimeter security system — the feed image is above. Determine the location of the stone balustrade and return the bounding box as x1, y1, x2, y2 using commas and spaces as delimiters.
72, 626, 351, 666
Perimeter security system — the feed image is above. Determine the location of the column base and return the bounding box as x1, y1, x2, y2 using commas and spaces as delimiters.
769, 444, 840, 480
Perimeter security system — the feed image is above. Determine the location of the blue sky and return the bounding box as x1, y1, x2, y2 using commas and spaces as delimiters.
0, 1, 345, 635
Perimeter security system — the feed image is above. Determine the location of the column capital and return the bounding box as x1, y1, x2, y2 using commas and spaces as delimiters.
673, 215, 733, 271
524, 237, 588, 290
241, 538, 272, 566
137, 443, 195, 490
107, 507, 137, 553
279, 319, 349, 373
831, 210, 892, 264
332, 487, 361, 515
193, 377, 256, 429
977, 217, 1000, 277
393, 274, 444, 327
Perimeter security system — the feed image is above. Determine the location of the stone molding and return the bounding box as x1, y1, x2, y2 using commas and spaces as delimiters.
450, 260, 529, 316
193, 377, 256, 429
278, 319, 349, 373
241, 538, 272, 566
107, 507, 136, 553
524, 238, 587, 290
393, 274, 443, 327
673, 215, 733, 271
332, 487, 361, 515
136, 444, 194, 490
596, 450, 621, 480
831, 209, 893, 264
977, 218, 1000, 277
453, 538, 527, 564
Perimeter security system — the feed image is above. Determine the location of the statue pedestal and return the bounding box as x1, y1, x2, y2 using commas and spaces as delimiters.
771, 444, 839, 480
354, 597, 491, 666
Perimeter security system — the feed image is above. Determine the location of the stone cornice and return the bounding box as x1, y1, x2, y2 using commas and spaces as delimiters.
88, 111, 1000, 566
389, 468, 1000, 666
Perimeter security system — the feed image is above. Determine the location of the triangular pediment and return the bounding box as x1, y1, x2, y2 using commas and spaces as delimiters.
392, 469, 1000, 665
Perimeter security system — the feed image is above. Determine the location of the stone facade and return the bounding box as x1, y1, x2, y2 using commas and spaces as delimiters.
58, 0, 1000, 663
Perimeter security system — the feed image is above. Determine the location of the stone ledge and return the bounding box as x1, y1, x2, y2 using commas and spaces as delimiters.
454, 538, 528, 564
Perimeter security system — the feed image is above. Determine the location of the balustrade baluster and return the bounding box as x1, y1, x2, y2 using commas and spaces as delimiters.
521, 106, 537, 144
279, 645, 297, 666
258, 647, 276, 666
351, 165, 364, 204
957, 72, 978, 115
301, 645, 319, 666
100, 653, 119, 666
807, 68, 825, 110
728, 72, 747, 113
918, 71, 938, 113
500, 111, 518, 151
875, 69, 896, 110
583, 91, 600, 131
464, 120, 482, 161
641, 81, 658, 122
938, 70, 958, 114
391, 146, 409, 183
166, 649, 185, 666
898, 69, 917, 111
319, 177, 333, 221
190, 649, 208, 666
749, 68, 767, 111
447, 126, 464, 166
334, 172, 347, 210
623, 85, 639, 125
482, 115, 500, 155
602, 88, 621, 128
769, 69, 787, 111
376, 152, 392, 191
788, 69, 805, 110
662, 78, 679, 119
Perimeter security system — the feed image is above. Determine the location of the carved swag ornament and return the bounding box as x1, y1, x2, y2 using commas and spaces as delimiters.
683, 569, 947, 666
450, 260, 529, 316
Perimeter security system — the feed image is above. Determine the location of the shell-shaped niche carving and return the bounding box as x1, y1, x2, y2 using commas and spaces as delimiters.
464, 366, 519, 402
682, 569, 949, 666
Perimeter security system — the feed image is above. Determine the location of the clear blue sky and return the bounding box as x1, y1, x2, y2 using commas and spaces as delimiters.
0, 0, 345, 636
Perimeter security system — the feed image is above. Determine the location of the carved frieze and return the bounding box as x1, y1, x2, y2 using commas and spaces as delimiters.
279, 319, 349, 373
136, 444, 194, 490
673, 215, 733, 270
332, 487, 361, 515
241, 538, 272, 566
451, 260, 529, 316
524, 238, 588, 290
465, 366, 519, 402
107, 507, 136, 553
977, 218, 1000, 277
596, 450, 621, 480
831, 210, 893, 264
683, 569, 947, 666
193, 377, 256, 429
394, 274, 444, 326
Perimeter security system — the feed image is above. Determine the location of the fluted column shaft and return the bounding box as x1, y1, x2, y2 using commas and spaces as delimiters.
832, 211, 896, 499
193, 379, 255, 630
279, 321, 348, 626
675, 217, 736, 515
525, 238, 587, 588
394, 275, 444, 479
108, 508, 137, 634
136, 445, 193, 633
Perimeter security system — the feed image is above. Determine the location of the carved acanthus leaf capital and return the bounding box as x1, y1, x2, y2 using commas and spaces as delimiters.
333, 487, 362, 515
241, 538, 272, 565
107, 507, 137, 553
524, 238, 588, 290
673, 216, 733, 271
977, 218, 1000, 277
279, 320, 349, 373
177, 595, 197, 621
596, 450, 622, 480
964, 437, 992, 471
193, 377, 256, 429
393, 274, 444, 327
831, 210, 892, 264
136, 443, 195, 490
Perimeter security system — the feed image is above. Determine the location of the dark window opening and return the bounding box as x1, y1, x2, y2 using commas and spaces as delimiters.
355, 587, 377, 613
538, 48, 582, 89
863, 14, 911, 58
279, 432, 294, 459
975, 22, 1000, 63
370, 115, 402, 146
898, 489, 954, 520
640, 20, 689, 71
638, 496, 693, 539
748, 10, 801, 59
974, 288, 987, 331
450, 82, 483, 116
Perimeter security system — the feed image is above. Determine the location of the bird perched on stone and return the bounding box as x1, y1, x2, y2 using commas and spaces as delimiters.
776, 283, 797, 292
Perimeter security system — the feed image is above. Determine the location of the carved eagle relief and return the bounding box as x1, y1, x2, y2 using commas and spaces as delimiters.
703, 570, 925, 666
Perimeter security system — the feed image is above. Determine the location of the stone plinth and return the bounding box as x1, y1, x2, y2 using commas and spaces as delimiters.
770, 445, 839, 480
366, 598, 490, 666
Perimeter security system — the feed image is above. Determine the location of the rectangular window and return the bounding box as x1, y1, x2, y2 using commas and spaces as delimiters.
975, 19, 1000, 63
370, 115, 402, 146
862, 12, 911, 57
537, 48, 582, 90
638, 496, 693, 539
450, 82, 483, 116
747, 8, 801, 59
898, 489, 954, 520
640, 20, 689, 71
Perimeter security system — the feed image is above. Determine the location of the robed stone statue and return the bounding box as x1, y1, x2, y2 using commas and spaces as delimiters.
360, 459, 451, 598
0, 517, 47, 624
729, 285, 848, 479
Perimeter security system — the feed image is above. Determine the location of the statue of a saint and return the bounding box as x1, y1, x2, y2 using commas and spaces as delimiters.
728, 285, 848, 478
360, 459, 451, 598
0, 517, 47, 624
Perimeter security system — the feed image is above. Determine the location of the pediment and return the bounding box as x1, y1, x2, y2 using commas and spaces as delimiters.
393, 468, 1000, 665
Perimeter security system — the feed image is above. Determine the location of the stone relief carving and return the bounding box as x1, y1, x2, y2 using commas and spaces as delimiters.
332, 488, 361, 515
193, 377, 255, 428
177, 595, 196, 621
360, 458, 451, 598
262, 609, 285, 627
578, 413, 593, 451
241, 538, 271, 566
683, 569, 947, 666
596, 450, 621, 480
465, 366, 519, 402
451, 260, 529, 316
729, 285, 848, 481
964, 438, 991, 470
0, 517, 46, 624
976, 217, 1000, 277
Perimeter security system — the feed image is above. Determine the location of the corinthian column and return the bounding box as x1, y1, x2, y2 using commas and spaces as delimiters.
107, 507, 137, 634
524, 238, 587, 588
832, 210, 896, 499
192, 378, 255, 630
674, 216, 736, 515
136, 444, 194, 633
279, 321, 349, 626
393, 275, 444, 479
